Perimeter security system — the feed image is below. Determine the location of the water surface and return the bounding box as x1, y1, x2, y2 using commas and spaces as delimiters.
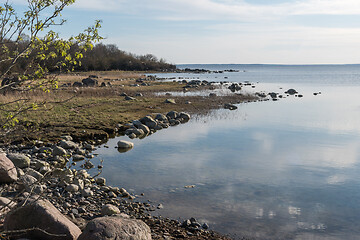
93, 65, 360, 239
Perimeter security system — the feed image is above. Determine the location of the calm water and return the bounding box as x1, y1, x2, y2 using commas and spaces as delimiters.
93, 65, 360, 239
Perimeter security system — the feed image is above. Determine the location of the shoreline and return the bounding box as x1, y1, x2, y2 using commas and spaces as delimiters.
0, 71, 262, 239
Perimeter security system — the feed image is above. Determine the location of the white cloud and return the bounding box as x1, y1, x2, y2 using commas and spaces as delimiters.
71, 0, 360, 20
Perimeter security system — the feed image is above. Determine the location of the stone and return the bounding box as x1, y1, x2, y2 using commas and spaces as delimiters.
179, 112, 191, 122
95, 177, 106, 186
125, 96, 136, 101
137, 124, 150, 135
7, 153, 30, 168
59, 140, 78, 149
4, 198, 81, 240
72, 154, 85, 161
61, 135, 73, 141
19, 174, 38, 192
73, 82, 83, 87
166, 111, 179, 120
65, 184, 79, 193
224, 103, 238, 110
165, 98, 176, 104
52, 146, 67, 156
0, 153, 18, 183
101, 204, 120, 216
84, 143, 95, 150
117, 140, 134, 149
78, 214, 152, 240
82, 188, 94, 197
139, 116, 157, 129
25, 168, 43, 181
82, 77, 98, 87
0, 197, 16, 216
285, 88, 298, 95
154, 113, 168, 122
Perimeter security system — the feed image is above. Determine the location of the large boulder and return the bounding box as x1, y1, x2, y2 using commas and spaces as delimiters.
0, 153, 18, 183
7, 153, 30, 169
78, 214, 152, 240
82, 77, 98, 87
4, 198, 81, 240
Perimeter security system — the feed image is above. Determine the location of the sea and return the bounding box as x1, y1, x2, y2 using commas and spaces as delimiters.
92, 64, 360, 239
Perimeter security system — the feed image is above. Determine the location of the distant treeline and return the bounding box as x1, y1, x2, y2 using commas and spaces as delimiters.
1, 41, 176, 75
76, 43, 176, 72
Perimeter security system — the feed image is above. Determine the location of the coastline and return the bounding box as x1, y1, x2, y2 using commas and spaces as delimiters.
0, 71, 260, 239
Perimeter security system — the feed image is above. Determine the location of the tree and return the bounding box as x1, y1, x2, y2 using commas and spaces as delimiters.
0, 0, 102, 131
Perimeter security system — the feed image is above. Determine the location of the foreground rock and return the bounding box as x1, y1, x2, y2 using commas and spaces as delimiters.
7, 153, 30, 168
0, 153, 18, 183
78, 214, 152, 240
4, 198, 81, 240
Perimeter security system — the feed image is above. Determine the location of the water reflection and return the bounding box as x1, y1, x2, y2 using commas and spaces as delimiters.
92, 83, 360, 239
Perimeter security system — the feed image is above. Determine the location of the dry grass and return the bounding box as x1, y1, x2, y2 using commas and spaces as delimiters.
0, 71, 258, 145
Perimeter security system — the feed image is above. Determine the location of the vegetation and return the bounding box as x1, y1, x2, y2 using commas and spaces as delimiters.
75, 43, 176, 72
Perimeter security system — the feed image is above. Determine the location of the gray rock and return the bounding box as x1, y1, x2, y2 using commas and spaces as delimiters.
139, 116, 157, 129
165, 98, 176, 104
84, 144, 95, 151
73, 81, 83, 87
59, 140, 78, 149
19, 174, 38, 192
166, 111, 179, 120
125, 96, 136, 101
4, 198, 81, 240
72, 154, 85, 161
25, 168, 43, 181
61, 135, 73, 141
0, 197, 15, 216
82, 188, 94, 197
65, 184, 79, 193
0, 153, 18, 183
285, 88, 298, 95
179, 112, 191, 122
101, 204, 120, 216
137, 124, 150, 135
52, 146, 67, 156
7, 153, 30, 168
82, 77, 98, 87
224, 103, 238, 110
78, 214, 151, 240
154, 113, 168, 122
117, 140, 134, 149
95, 177, 106, 186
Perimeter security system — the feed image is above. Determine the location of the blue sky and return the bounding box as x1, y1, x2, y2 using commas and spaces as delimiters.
10, 0, 360, 64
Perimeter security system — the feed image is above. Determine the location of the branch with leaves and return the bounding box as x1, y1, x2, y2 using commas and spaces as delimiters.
0, 0, 103, 132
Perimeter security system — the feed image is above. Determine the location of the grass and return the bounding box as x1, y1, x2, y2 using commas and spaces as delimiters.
0, 71, 258, 145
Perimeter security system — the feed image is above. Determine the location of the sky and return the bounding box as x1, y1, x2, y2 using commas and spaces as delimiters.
9, 0, 360, 64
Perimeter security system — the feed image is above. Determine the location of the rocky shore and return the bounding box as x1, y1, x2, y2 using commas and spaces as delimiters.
0, 110, 233, 239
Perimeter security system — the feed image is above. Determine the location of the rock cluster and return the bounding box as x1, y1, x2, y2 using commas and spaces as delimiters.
120, 111, 191, 141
